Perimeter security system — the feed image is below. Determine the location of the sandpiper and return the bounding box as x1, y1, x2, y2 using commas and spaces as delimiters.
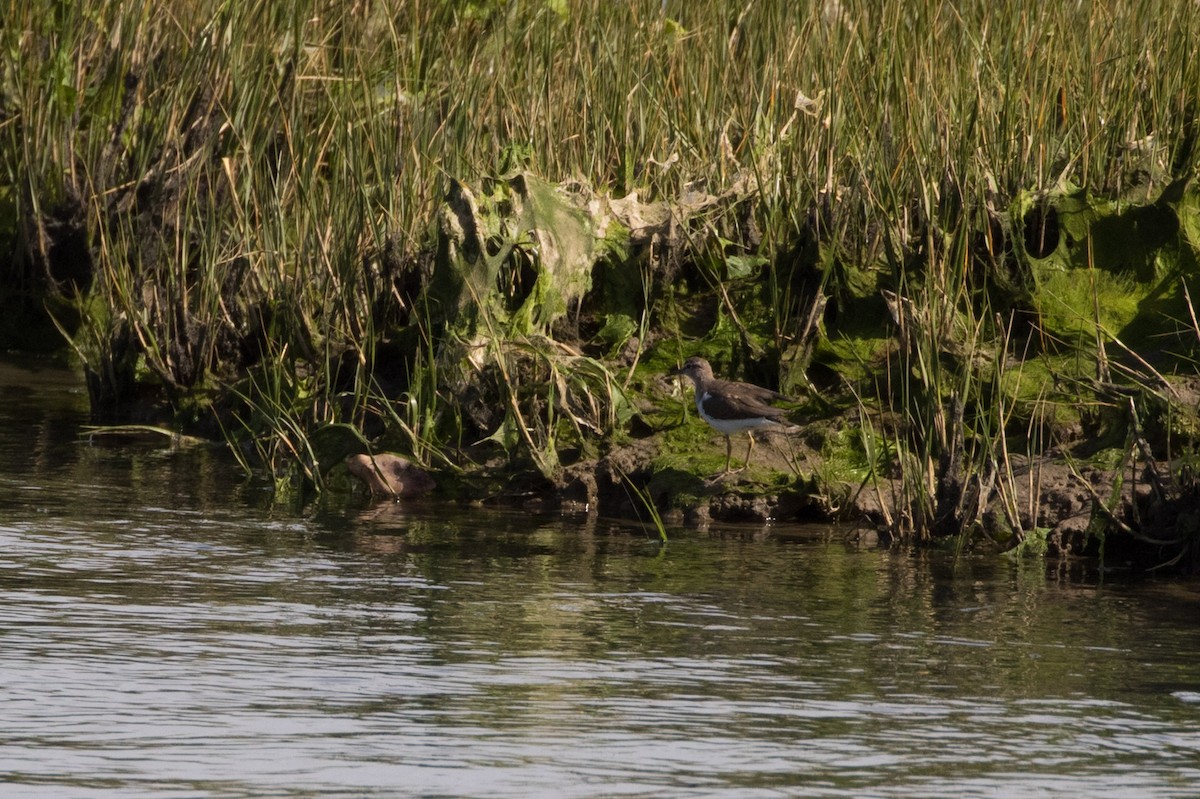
671, 356, 796, 476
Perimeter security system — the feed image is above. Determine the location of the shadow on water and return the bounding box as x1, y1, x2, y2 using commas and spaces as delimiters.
2, 354, 1200, 798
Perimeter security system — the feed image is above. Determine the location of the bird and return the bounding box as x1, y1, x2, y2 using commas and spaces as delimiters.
670, 356, 797, 476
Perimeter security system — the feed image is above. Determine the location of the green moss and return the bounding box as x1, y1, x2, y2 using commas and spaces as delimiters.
812, 333, 893, 385
817, 422, 893, 485
1035, 268, 1142, 343
1021, 181, 1200, 355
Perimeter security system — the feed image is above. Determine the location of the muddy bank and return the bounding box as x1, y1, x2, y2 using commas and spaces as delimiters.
543, 426, 1200, 574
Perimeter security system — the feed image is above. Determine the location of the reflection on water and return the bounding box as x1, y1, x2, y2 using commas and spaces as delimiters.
2, 355, 1200, 798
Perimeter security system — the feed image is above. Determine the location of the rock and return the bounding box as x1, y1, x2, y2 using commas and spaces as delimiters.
345, 453, 436, 499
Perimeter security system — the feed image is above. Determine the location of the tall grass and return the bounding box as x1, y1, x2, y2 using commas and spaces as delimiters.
2, 0, 1198, 535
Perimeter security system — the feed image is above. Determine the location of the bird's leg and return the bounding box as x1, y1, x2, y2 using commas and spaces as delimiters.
706, 436, 735, 482
730, 432, 753, 474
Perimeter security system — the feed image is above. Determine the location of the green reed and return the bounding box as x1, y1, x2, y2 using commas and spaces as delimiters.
2, 0, 1198, 536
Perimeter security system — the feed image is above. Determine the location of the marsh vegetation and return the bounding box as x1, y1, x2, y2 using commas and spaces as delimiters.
3, 0, 1200, 568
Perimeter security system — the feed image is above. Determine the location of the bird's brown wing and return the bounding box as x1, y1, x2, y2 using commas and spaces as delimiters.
727, 378, 792, 405
703, 380, 790, 421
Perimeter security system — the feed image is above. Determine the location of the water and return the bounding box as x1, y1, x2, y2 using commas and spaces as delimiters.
1, 355, 1199, 798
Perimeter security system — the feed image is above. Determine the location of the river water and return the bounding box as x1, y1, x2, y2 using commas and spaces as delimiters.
1, 355, 1199, 798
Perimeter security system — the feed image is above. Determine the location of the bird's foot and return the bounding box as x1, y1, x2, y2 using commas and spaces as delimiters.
704, 466, 748, 484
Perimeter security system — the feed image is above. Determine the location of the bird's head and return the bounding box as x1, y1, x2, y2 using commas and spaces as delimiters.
670, 356, 714, 387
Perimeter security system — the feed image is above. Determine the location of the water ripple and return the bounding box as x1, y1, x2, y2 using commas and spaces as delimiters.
1, 475, 1199, 796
